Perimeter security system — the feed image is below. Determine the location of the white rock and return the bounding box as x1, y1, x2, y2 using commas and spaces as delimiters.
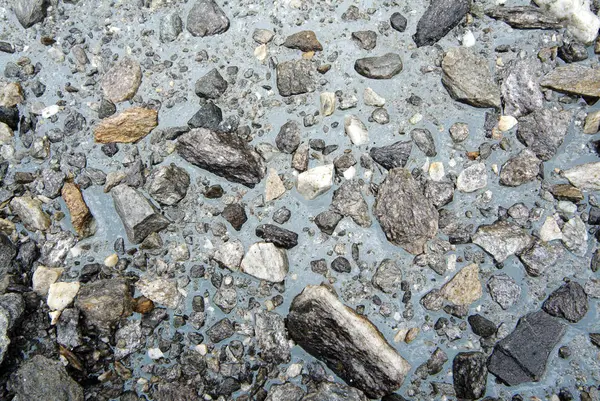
462, 30, 476, 47
148, 348, 164, 359
213, 240, 245, 270
254, 44, 268, 62
32, 266, 63, 297
429, 162, 445, 181
539, 216, 563, 242
557, 201, 577, 214
0, 122, 13, 145
456, 163, 488, 193
136, 277, 181, 309
363, 87, 385, 107
320, 92, 336, 116
563, 162, 600, 191
344, 115, 369, 145
562, 216, 588, 256
240, 242, 289, 282
41, 104, 60, 118
343, 165, 356, 180
498, 115, 518, 131
104, 253, 118, 267
47, 282, 80, 311
265, 168, 286, 202
534, 0, 600, 44
286, 363, 303, 378
296, 164, 334, 200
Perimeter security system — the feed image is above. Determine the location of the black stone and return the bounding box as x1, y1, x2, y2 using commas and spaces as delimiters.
0, 106, 19, 130
276, 121, 301, 154
453, 352, 488, 400
369, 141, 412, 170
207, 318, 235, 343
195, 68, 228, 99
221, 204, 247, 231
101, 143, 119, 157
255, 224, 298, 249
98, 98, 116, 119
468, 314, 497, 338
390, 12, 408, 32
188, 102, 223, 131
331, 256, 351, 273
558, 41, 589, 63
314, 210, 343, 235
410, 128, 436, 157
413, 0, 470, 47
542, 281, 588, 323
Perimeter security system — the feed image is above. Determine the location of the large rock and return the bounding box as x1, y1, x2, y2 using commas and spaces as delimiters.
111, 184, 170, 244
101, 57, 142, 103
10, 196, 51, 232
519, 240, 561, 277
94, 107, 158, 144
177, 128, 266, 187
413, 0, 471, 47
240, 242, 288, 282
61, 182, 95, 238
486, 6, 563, 29
13, 0, 49, 29
472, 220, 533, 262
136, 277, 181, 309
160, 12, 183, 43
542, 281, 588, 323
147, 164, 190, 206
369, 141, 412, 170
440, 263, 482, 306
354, 53, 403, 79
0, 293, 24, 364
441, 47, 501, 109
75, 278, 133, 332
488, 311, 565, 385
541, 64, 600, 97
457, 162, 487, 193
516, 109, 572, 161
453, 352, 488, 400
372, 259, 403, 294
374, 168, 439, 255
186, 0, 230, 37
276, 59, 315, 96
499, 149, 542, 187
255, 311, 291, 364
563, 162, 600, 191
500, 57, 545, 117
331, 180, 371, 228
287, 285, 411, 398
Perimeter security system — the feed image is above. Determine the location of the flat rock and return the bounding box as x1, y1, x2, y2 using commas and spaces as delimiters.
13, 0, 49, 28
372, 259, 403, 294
516, 109, 572, 161
563, 162, 600, 191
440, 263, 482, 306
195, 68, 228, 99
410, 128, 436, 157
486, 6, 564, 29
457, 162, 487, 193
160, 12, 183, 43
331, 180, 371, 228
240, 242, 289, 282
352, 30, 377, 50
283, 30, 323, 52
500, 57, 544, 117
541, 64, 600, 97
265, 168, 286, 202
542, 281, 588, 323
101, 57, 142, 103
136, 277, 181, 309
374, 168, 439, 255
276, 59, 315, 96
62, 182, 95, 238
519, 240, 561, 277
255, 311, 291, 364
499, 149, 541, 187
10, 196, 50, 231
75, 279, 133, 332
32, 265, 63, 296
369, 141, 412, 170
472, 220, 533, 262
287, 285, 411, 398
453, 352, 488, 400
186, 0, 230, 37
390, 12, 408, 32
487, 274, 521, 310
177, 128, 266, 188
354, 53, 403, 79
297, 164, 334, 200
94, 107, 158, 144
147, 164, 190, 206
314, 210, 343, 235
256, 224, 298, 249
413, 0, 470, 47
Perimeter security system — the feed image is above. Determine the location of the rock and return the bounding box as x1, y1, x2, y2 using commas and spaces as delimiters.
296, 164, 334, 200
441, 47, 502, 109
440, 263, 482, 306
561, 216, 588, 256
56, 308, 82, 349
372, 259, 403, 294
352, 30, 377, 50
0, 106, 18, 130
487, 274, 521, 310
101, 57, 142, 103
369, 141, 412, 170
534, 0, 600, 44
0, 294, 24, 364
160, 12, 183, 42
410, 128, 436, 157
32, 265, 63, 296
265, 168, 286, 202
516, 109, 571, 161
39, 169, 65, 199
213, 240, 244, 270
187, 101, 223, 131
374, 168, 439, 255
186, 0, 230, 37
519, 241, 560, 277
364, 87, 385, 107
0, 82, 24, 108
40, 232, 76, 268
276, 59, 315, 96
147, 164, 190, 206
331, 256, 351, 273
273, 207, 291, 224
287, 285, 411, 398
453, 352, 488, 400
292, 142, 309, 172
541, 64, 600, 97
424, 180, 454, 208
314, 210, 343, 235
195, 68, 228, 99
539, 216, 563, 242
413, 0, 470, 47
136, 277, 180, 309
0, 233, 16, 275
255, 311, 291, 364
563, 162, 600, 191
207, 318, 235, 343
390, 12, 408, 32
486, 6, 563, 29
62, 182, 95, 238
488, 311, 565, 385
584, 110, 600, 134
344, 115, 369, 146
221, 203, 247, 231
276, 120, 301, 153
542, 281, 588, 323
558, 40, 589, 62
240, 242, 289, 282
75, 279, 133, 331
256, 224, 298, 249
177, 128, 266, 187
499, 149, 541, 187
500, 57, 544, 117
10, 196, 51, 231
303, 382, 368, 401
8, 355, 83, 401
13, 0, 49, 28
47, 282, 80, 312
265, 383, 304, 401
331, 180, 371, 228
354, 53, 403, 79
550, 184, 583, 202
283, 30, 323, 52
457, 162, 487, 193
468, 314, 497, 338
253, 29, 274, 44
94, 107, 158, 144
114, 320, 142, 359
472, 220, 533, 262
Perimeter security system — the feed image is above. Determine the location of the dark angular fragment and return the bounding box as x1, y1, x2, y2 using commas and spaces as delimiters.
453, 352, 488, 400
410, 128, 436, 157
276, 120, 301, 153
331, 256, 351, 273
542, 281, 588, 323
370, 141, 412, 170
486, 6, 564, 29
195, 68, 228, 99
186, 0, 230, 37
516, 109, 572, 161
390, 12, 408, 32
283, 30, 323, 52
221, 203, 247, 231
256, 224, 298, 249
276, 59, 316, 97
314, 210, 343, 235
13, 0, 49, 29
468, 314, 497, 338
0, 42, 15, 54
413, 0, 471, 47
558, 41, 589, 63
273, 207, 291, 224
352, 30, 377, 50
187, 102, 223, 131
310, 259, 328, 275
207, 318, 235, 343
0, 106, 19, 130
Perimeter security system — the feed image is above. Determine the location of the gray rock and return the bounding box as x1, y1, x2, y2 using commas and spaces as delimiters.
518, 241, 561, 277
314, 210, 343, 235
0, 310, 9, 365
40, 232, 76, 267
10, 196, 51, 232
273, 207, 291, 224
561, 216, 588, 256
499, 149, 542, 187
283, 30, 323, 52
369, 140, 412, 170
413, 0, 470, 47
354, 53, 403, 79
287, 285, 411, 398
213, 240, 244, 270
276, 59, 316, 96
410, 128, 436, 157
240, 242, 288, 282
500, 57, 544, 117
147, 164, 190, 206
13, 0, 48, 28
390, 12, 408, 32
276, 120, 301, 153
112, 184, 169, 244
266, 383, 305, 401
221, 203, 247, 231
302, 382, 368, 401
56, 308, 82, 349
442, 47, 502, 109
374, 168, 439, 255
253, 29, 275, 44
160, 12, 183, 43
0, 293, 24, 364
424, 180, 454, 208
187, 101, 223, 130
114, 319, 142, 359
75, 278, 133, 332
372, 259, 403, 294
488, 311, 565, 385
486, 6, 564, 29
331, 180, 371, 228
101, 57, 142, 103
487, 274, 521, 310
563, 162, 600, 191
207, 318, 234, 343
449, 122, 469, 142
352, 30, 377, 50
331, 256, 351, 273
256, 224, 298, 249
453, 352, 488, 400
177, 128, 266, 187
468, 314, 497, 338
195, 68, 228, 99
558, 40, 589, 63
255, 311, 291, 364
456, 162, 487, 193
39, 169, 65, 198
186, 0, 230, 37
541, 64, 600, 98
516, 109, 572, 161
472, 220, 534, 262
542, 281, 588, 323
0, 233, 16, 277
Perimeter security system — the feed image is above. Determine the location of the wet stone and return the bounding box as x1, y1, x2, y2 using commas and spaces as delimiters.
352, 30, 377, 50
101, 57, 142, 103
499, 149, 542, 187
276, 120, 301, 154
283, 30, 323, 52
255, 311, 291, 364
13, 0, 49, 28
207, 318, 235, 343
453, 352, 488, 400
195, 68, 228, 99
187, 102, 223, 131
221, 203, 247, 231
354, 53, 403, 79
331, 256, 351, 273
147, 164, 190, 206
413, 0, 470, 47
519, 241, 561, 277
410, 128, 436, 157
331, 180, 371, 228
255, 224, 298, 249
240, 242, 288, 282
468, 314, 497, 338
542, 281, 588, 323
500, 57, 544, 118
160, 12, 183, 43
516, 109, 572, 161
276, 59, 316, 97
486, 6, 564, 29
186, 0, 230, 37
75, 278, 133, 332
372, 259, 403, 294
369, 141, 412, 170
541, 64, 600, 98
487, 274, 521, 310
472, 220, 533, 263
390, 12, 408, 32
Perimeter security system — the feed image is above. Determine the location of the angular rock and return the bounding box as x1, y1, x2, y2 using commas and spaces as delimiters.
256, 224, 298, 249
303, 382, 368, 401
442, 47, 502, 109
47, 282, 80, 312
75, 279, 133, 332
287, 285, 411, 398
266, 383, 304, 401
453, 352, 488, 400
111, 184, 170, 244
136, 277, 180, 309
486, 6, 563, 29
94, 107, 158, 144
499, 149, 541, 187
13, 0, 49, 28
314, 210, 343, 235
584, 110, 600, 134
213, 240, 244, 270
541, 64, 600, 98
563, 162, 600, 191
457, 162, 487, 193
374, 168, 439, 255
255, 311, 291, 364
240, 242, 288, 282
542, 281, 588, 323
195, 68, 228, 99
207, 318, 234, 343
114, 319, 142, 359
101, 57, 142, 103
292, 142, 309, 172
550, 184, 583, 202
424, 180, 454, 208
331, 180, 371, 228
561, 216, 588, 256
468, 314, 497, 338
253, 29, 274, 44
519, 241, 560, 277
276, 59, 315, 97
487, 274, 521, 310
390, 12, 408, 32
147, 164, 190, 206
500, 57, 544, 117
276, 120, 301, 153
265, 168, 286, 202
369, 141, 412, 170
178, 128, 266, 187
472, 220, 533, 262
331, 256, 351, 273
410, 128, 436, 157
56, 308, 82, 349
558, 40, 589, 63
62, 182, 95, 238
187, 101, 223, 130
354, 53, 403, 79
160, 12, 183, 43
413, 0, 470, 47
186, 0, 230, 37
516, 109, 572, 161
320, 92, 336, 116
10, 196, 51, 231
352, 30, 377, 50
344, 115, 369, 145
221, 203, 247, 231
283, 30, 323, 52
32, 265, 63, 296
297, 164, 334, 200
372, 259, 403, 294
440, 263, 482, 306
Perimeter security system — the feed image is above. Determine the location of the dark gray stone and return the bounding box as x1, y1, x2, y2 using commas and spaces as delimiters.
276, 120, 301, 153
186, 0, 230, 37
98, 98, 116, 119
255, 311, 290, 364
187, 102, 223, 131
75, 279, 133, 332
331, 256, 351, 273
314, 210, 343, 235
276, 59, 316, 97
0, 233, 16, 276
390, 12, 408, 32
147, 164, 190, 206
0, 106, 19, 130
518, 241, 560, 277
424, 180, 454, 208
273, 207, 291, 224
160, 12, 183, 43
558, 41, 589, 63
13, 0, 49, 29
372, 259, 403, 294
410, 128, 436, 157
207, 318, 235, 343
542, 281, 588, 323
413, 0, 470, 47
516, 109, 572, 161
369, 140, 412, 170
354, 53, 403, 79
256, 224, 298, 249
265, 383, 304, 401
56, 308, 83, 349
486, 6, 564, 29
195, 68, 228, 99
352, 30, 377, 50
453, 352, 488, 400
283, 30, 323, 52
221, 203, 247, 231
331, 180, 371, 228
499, 149, 542, 187
302, 382, 368, 401
468, 314, 497, 338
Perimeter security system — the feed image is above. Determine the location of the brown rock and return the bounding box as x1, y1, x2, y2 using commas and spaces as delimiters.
550, 184, 584, 202
441, 263, 482, 306
283, 30, 323, 52
584, 110, 600, 134
133, 296, 155, 314
0, 82, 24, 107
541, 64, 600, 98
61, 181, 96, 238
94, 107, 158, 144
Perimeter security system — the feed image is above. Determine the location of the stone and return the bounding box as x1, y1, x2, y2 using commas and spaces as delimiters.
0, 106, 18, 130
539, 216, 563, 242
468, 314, 497, 338
213, 240, 244, 270
519, 241, 561, 277
10, 196, 51, 231
372, 259, 403, 294
160, 12, 183, 43
187, 101, 223, 130
94, 107, 158, 144
410, 128, 436, 157
344, 115, 369, 146
440, 263, 482, 306
453, 352, 488, 400
488, 311, 565, 385
13, 0, 49, 28
584, 110, 600, 134
292, 142, 310, 172
276, 59, 315, 97
40, 232, 76, 268
442, 47, 502, 109
207, 318, 235, 343
424, 180, 454, 208
374, 168, 439, 255
352, 30, 377, 50
221, 204, 247, 231
303, 382, 368, 401
331, 256, 351, 273
273, 207, 291, 224
354, 53, 403, 79
499, 149, 541, 187
178, 128, 265, 187
550, 184, 583, 202
240, 242, 289, 282
561, 216, 588, 256
265, 168, 286, 202
413, 0, 470, 46
500, 57, 544, 118
563, 162, 600, 191
112, 184, 169, 244
39, 169, 66, 199
276, 120, 301, 153
32, 265, 63, 296
75, 279, 133, 331
542, 281, 588, 323
314, 210, 343, 235
297, 164, 334, 200
331, 180, 371, 228
56, 308, 82, 349
0, 82, 24, 107
283, 30, 323, 52
486, 6, 564, 29
364, 87, 385, 107
62, 182, 95, 238
320, 92, 336, 116
390, 12, 408, 32
255, 311, 291, 364
195, 68, 228, 99
516, 109, 571, 161
114, 320, 142, 359
534, 0, 600, 44
487, 274, 521, 310
101, 57, 142, 103
253, 29, 275, 44
256, 224, 298, 249
265, 383, 304, 401
472, 220, 533, 263
287, 285, 411, 398
449, 122, 469, 142
47, 282, 80, 312
558, 40, 589, 62
186, 0, 230, 37
8, 355, 83, 401
541, 64, 600, 98
147, 164, 190, 206
457, 163, 487, 193
369, 141, 412, 170
136, 277, 180, 309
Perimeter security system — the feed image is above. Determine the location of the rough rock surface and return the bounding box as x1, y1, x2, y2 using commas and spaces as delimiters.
453, 352, 488, 400
500, 57, 544, 117
472, 220, 534, 262
283, 30, 323, 52
276, 59, 315, 96
101, 57, 142, 103
413, 0, 471, 47
369, 141, 412, 170
75, 279, 133, 332
499, 149, 542, 187
354, 53, 403, 79
147, 164, 190, 206
541, 64, 600, 97
255, 311, 291, 364
62, 182, 95, 238
542, 281, 588, 323
94, 107, 158, 144
186, 0, 230, 37
240, 242, 289, 282
487, 6, 564, 29
331, 180, 371, 228
516, 109, 572, 161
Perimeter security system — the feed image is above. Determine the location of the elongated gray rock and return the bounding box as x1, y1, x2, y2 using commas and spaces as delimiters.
374, 168, 439, 255
13, 0, 49, 29
563, 162, 600, 191
287, 285, 411, 398
472, 220, 533, 262
354, 53, 403, 79
177, 128, 266, 187
111, 184, 170, 244
486, 6, 564, 29
186, 0, 230, 37
413, 0, 471, 47
500, 57, 544, 117
541, 64, 600, 97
